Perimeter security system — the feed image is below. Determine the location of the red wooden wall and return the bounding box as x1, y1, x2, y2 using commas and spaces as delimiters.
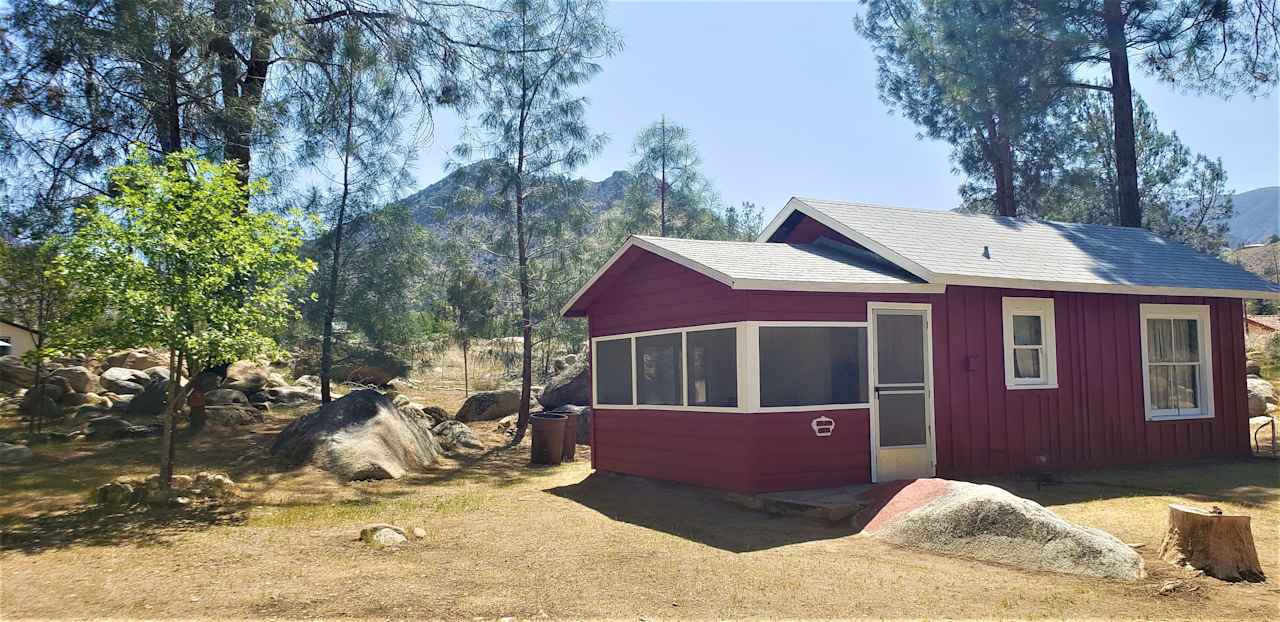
580, 237, 1251, 493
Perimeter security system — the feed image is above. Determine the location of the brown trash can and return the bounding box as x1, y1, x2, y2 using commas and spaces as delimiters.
558, 409, 582, 461
530, 412, 567, 466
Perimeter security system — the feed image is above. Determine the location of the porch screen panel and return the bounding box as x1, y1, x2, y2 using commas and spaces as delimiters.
637, 333, 682, 405
759, 326, 868, 407
686, 328, 737, 407
595, 338, 633, 405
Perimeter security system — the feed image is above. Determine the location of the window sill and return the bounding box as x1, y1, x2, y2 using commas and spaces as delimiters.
1146, 412, 1214, 422
1006, 384, 1058, 391
757, 403, 871, 413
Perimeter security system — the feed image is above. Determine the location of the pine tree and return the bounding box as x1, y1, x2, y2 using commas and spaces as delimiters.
453, 0, 620, 444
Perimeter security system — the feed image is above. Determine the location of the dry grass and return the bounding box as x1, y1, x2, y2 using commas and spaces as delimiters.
1, 405, 1278, 619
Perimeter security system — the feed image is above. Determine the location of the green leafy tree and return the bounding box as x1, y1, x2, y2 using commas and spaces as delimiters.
857, 0, 1082, 216
453, 0, 620, 444
56, 147, 313, 487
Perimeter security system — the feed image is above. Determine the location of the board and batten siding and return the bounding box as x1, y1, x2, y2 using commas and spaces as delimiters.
580, 241, 1250, 493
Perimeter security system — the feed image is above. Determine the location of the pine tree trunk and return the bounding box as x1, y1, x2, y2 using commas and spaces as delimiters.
1104, 0, 1141, 228
993, 135, 1017, 217
158, 351, 182, 489
511, 177, 534, 445
321, 82, 356, 405
1159, 504, 1264, 582
462, 340, 469, 396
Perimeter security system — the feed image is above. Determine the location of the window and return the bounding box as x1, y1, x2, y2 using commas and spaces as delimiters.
1141, 304, 1214, 420
687, 328, 737, 407
637, 333, 682, 405
0, 335, 10, 357
1002, 297, 1058, 389
594, 338, 633, 405
759, 326, 869, 407
592, 325, 739, 410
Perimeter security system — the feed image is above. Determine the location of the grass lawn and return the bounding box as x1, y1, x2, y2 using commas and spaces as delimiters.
1, 395, 1278, 619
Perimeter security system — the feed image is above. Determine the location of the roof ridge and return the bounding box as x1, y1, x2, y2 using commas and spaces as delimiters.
793, 197, 1162, 237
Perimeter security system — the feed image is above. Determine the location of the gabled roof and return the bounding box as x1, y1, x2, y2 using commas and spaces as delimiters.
0, 319, 39, 335
1247, 315, 1280, 331
761, 198, 1280, 300
561, 235, 942, 316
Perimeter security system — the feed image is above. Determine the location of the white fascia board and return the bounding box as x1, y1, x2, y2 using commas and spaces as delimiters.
939, 273, 1280, 301
731, 278, 945, 294
759, 198, 938, 284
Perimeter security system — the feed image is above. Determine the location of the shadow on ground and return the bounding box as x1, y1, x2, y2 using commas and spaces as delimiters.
546, 472, 858, 553
0, 501, 246, 554
994, 458, 1280, 510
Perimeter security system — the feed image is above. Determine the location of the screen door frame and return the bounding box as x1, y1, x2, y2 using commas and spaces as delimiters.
868, 301, 936, 482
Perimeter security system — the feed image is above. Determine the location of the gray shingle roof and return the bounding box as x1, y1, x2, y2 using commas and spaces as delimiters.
632, 235, 931, 290
781, 198, 1280, 298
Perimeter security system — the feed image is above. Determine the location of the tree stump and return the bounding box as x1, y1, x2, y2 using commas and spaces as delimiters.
1158, 504, 1264, 582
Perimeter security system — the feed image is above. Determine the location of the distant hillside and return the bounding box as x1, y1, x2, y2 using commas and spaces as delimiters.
1230, 240, 1280, 283
395, 161, 632, 229
1227, 186, 1279, 247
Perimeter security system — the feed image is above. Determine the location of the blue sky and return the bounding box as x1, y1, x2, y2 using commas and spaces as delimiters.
411, 1, 1280, 216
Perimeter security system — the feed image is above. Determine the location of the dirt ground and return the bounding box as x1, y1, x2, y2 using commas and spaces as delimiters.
1, 389, 1278, 620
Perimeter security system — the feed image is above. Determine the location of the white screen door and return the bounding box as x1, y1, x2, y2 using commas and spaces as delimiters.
871, 305, 935, 481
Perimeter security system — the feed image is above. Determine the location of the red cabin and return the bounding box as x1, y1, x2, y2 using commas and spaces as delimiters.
562, 198, 1280, 494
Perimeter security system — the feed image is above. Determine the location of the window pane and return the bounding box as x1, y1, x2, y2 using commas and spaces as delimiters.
1148, 364, 1174, 410
595, 338, 632, 405
687, 328, 737, 407
1147, 318, 1174, 363
1172, 319, 1199, 363
879, 392, 927, 447
760, 326, 868, 407
875, 314, 925, 384
1172, 364, 1200, 410
1013, 348, 1042, 379
637, 333, 682, 405
1012, 315, 1043, 346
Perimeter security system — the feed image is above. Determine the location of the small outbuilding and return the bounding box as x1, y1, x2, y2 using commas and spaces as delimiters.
0, 319, 38, 358
562, 198, 1280, 493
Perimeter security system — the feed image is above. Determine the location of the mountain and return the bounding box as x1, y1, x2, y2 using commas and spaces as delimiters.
395, 161, 632, 228
1227, 186, 1279, 247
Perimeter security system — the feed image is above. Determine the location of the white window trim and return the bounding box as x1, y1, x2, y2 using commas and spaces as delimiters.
1002, 297, 1059, 390
589, 320, 873, 413
1139, 303, 1215, 421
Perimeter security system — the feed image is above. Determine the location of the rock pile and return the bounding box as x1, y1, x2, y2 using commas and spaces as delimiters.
95, 471, 240, 508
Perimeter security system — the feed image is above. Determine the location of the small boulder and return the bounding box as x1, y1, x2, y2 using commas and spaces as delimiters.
100, 367, 150, 395
348, 366, 397, 386
497, 414, 518, 435
1245, 360, 1262, 376
63, 391, 105, 408
1247, 377, 1276, 417
52, 366, 97, 393
104, 348, 167, 371
205, 388, 249, 406
295, 375, 320, 388
0, 442, 33, 464
432, 420, 484, 450
21, 389, 63, 422
265, 372, 289, 389
537, 357, 590, 410
205, 405, 265, 426
360, 523, 408, 547
264, 386, 319, 405
270, 389, 441, 481
223, 360, 270, 393
411, 527, 427, 539
456, 389, 522, 422
141, 365, 171, 381
86, 415, 133, 439
0, 355, 36, 385
96, 481, 141, 507
127, 379, 171, 417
